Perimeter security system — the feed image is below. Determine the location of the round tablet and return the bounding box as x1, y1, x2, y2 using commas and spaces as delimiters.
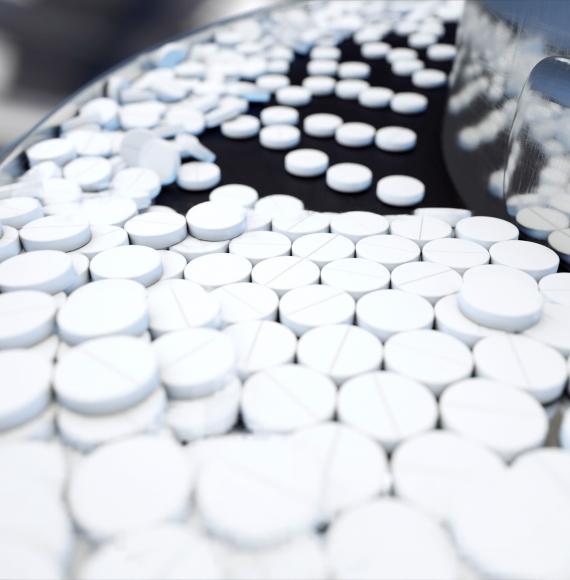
490, 239, 559, 280
297, 324, 382, 385
338, 61, 370, 79
229, 231, 291, 264
252, 256, 320, 296
57, 279, 148, 345
390, 92, 428, 115
184, 253, 251, 290
290, 423, 390, 520
330, 211, 389, 243
307, 59, 338, 76
0, 197, 43, 229
279, 285, 355, 336
27, 137, 76, 166
242, 364, 336, 433
391, 262, 462, 304
0, 291, 56, 348
275, 86, 312, 107
169, 235, 229, 261
440, 378, 548, 462
81, 196, 137, 227
147, 279, 220, 336
156, 250, 186, 281
427, 43, 457, 61
310, 46, 341, 60
302, 75, 336, 96
355, 234, 421, 271
390, 216, 451, 247
63, 156, 112, 191
124, 212, 187, 249
539, 272, 570, 305
186, 201, 246, 241
387, 47, 418, 63
0, 350, 51, 431
112, 167, 161, 203
89, 245, 162, 287
212, 282, 279, 326
254, 194, 304, 219
285, 149, 329, 177
73, 225, 128, 259
272, 211, 330, 241
392, 430, 505, 522
224, 320, 297, 379
338, 370, 437, 451
256, 72, 290, 91
303, 113, 343, 138
459, 265, 542, 332
375, 126, 417, 152
0, 225, 21, 262
335, 80, 370, 100
423, 237, 489, 274
358, 87, 394, 109
377, 175, 425, 206
326, 163, 373, 194
356, 289, 434, 340
548, 227, 570, 261
385, 329, 473, 395
455, 216, 519, 248
473, 333, 566, 403
69, 435, 193, 542
327, 498, 458, 580
221, 114, 260, 139
177, 161, 221, 191
321, 258, 390, 300
292, 233, 354, 267
414, 207, 472, 227
335, 122, 375, 148
210, 183, 258, 209
412, 68, 447, 89
360, 41, 391, 59
153, 328, 236, 398
20, 215, 91, 252
54, 336, 160, 415
260, 106, 299, 126
259, 125, 301, 150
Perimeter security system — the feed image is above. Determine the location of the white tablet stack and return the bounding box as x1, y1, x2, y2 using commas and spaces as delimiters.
2, 1, 570, 579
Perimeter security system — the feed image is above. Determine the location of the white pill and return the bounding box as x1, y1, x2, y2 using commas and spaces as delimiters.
375, 126, 417, 153
69, 435, 193, 542
0, 225, 21, 262
186, 201, 246, 241
408, 32, 437, 49
290, 423, 390, 520
377, 175, 425, 206
279, 285, 355, 336
259, 125, 301, 150
459, 265, 542, 332
272, 210, 330, 241
414, 207, 472, 227
392, 58, 424, 77
338, 370, 437, 451
196, 437, 320, 547
327, 498, 458, 580
392, 262, 462, 304
210, 183, 258, 209
0, 197, 43, 229
89, 245, 162, 287
20, 215, 91, 252
310, 46, 341, 60
275, 86, 312, 107
427, 43, 457, 61
72, 225, 128, 259
412, 68, 447, 89
474, 334, 566, 403
285, 149, 329, 177
125, 211, 187, 249
516, 206, 569, 240
177, 161, 221, 191
338, 61, 370, 79
490, 239, 559, 280
391, 215, 451, 247
0, 350, 51, 431
302, 75, 336, 96
330, 211, 388, 243
392, 430, 505, 521
27, 138, 76, 167
255, 194, 304, 218
326, 163, 373, 193
221, 114, 260, 139
387, 47, 418, 63
57, 279, 148, 345
111, 167, 161, 203
0, 291, 56, 348
422, 237, 489, 274
335, 122, 375, 148
355, 234, 421, 271
440, 378, 548, 462
307, 59, 338, 76
335, 79, 370, 100
539, 272, 570, 305
548, 227, 570, 260
252, 256, 319, 297
256, 73, 290, 92
63, 156, 112, 191
260, 106, 299, 126
184, 253, 251, 290
385, 329, 473, 395
356, 289, 434, 340
321, 257, 390, 300
163, 107, 205, 136
390, 92, 428, 114
292, 233, 354, 267
229, 231, 291, 264
361, 41, 391, 59
561, 409, 570, 448
81, 196, 137, 227
456, 216, 519, 248
242, 364, 336, 433
212, 282, 279, 326
54, 336, 159, 415
303, 113, 343, 138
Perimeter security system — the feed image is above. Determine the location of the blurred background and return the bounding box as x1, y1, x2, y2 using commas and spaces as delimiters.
0, 0, 276, 151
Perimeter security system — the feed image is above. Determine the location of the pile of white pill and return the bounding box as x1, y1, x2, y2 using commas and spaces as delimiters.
2, 1, 570, 579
